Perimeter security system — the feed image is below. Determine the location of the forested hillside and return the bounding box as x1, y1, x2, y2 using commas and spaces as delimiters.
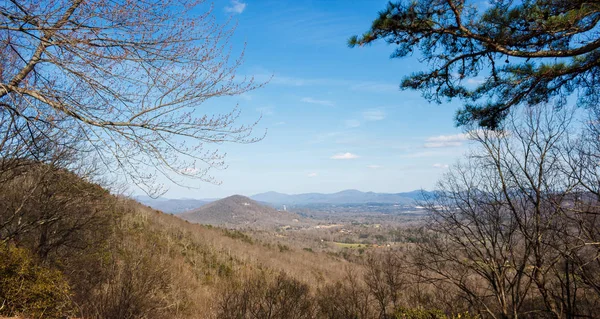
0, 165, 353, 318
180, 195, 307, 228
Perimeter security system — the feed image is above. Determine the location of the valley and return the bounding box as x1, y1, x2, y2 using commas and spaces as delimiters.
136, 192, 430, 257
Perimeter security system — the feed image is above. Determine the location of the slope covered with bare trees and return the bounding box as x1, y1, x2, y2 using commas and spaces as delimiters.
0, 166, 355, 318
180, 195, 307, 229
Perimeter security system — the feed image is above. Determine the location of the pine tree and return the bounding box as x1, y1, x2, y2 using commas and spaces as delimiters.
350, 0, 600, 129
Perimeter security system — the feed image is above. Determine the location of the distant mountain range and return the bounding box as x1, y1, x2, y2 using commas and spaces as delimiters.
135, 196, 209, 214
250, 189, 432, 205
135, 189, 434, 214
180, 195, 305, 229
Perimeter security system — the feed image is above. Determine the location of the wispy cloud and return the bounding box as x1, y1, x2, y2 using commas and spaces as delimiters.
398, 150, 456, 159
268, 75, 315, 86
363, 109, 385, 121
180, 167, 199, 174
225, 0, 246, 14
252, 71, 400, 94
351, 82, 398, 93
256, 106, 274, 116
466, 77, 486, 85
367, 165, 382, 169
331, 152, 359, 160
432, 163, 449, 169
424, 133, 469, 148
345, 119, 361, 128
424, 141, 463, 148
239, 93, 252, 101
307, 172, 318, 177
255, 6, 363, 46
301, 97, 335, 107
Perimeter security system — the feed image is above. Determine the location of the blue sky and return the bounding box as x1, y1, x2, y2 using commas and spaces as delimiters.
160, 0, 474, 198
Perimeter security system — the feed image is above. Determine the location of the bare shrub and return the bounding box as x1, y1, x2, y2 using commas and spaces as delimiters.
316, 268, 373, 319
0, 243, 73, 319
0, 164, 114, 261
217, 271, 314, 319
85, 251, 172, 319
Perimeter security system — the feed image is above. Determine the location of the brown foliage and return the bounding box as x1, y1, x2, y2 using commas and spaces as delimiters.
316, 268, 373, 319
217, 271, 314, 319
0, 244, 73, 319
0, 163, 114, 261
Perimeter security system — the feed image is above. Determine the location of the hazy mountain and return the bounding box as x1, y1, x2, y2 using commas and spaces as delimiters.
250, 189, 433, 205
179, 195, 304, 228
135, 196, 209, 214
136, 190, 434, 213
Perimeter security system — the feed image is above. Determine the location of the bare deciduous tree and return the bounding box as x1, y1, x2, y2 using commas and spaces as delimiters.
558, 109, 600, 313
0, 0, 262, 194
418, 106, 600, 318
217, 271, 314, 319
363, 251, 406, 318
316, 267, 374, 319
0, 163, 114, 260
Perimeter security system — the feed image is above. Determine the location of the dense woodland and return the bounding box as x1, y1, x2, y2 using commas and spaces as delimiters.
2, 0, 600, 318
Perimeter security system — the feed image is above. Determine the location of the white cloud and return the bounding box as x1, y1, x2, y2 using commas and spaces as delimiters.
432, 163, 449, 169
424, 141, 463, 148
180, 167, 199, 174
256, 106, 274, 116
274, 121, 286, 126
469, 128, 510, 139
307, 172, 318, 177
367, 165, 382, 169
301, 97, 334, 107
331, 152, 359, 160
363, 110, 385, 121
424, 133, 469, 148
225, 0, 246, 14
250, 71, 400, 93
466, 77, 486, 85
427, 133, 469, 142
248, 68, 401, 93
267, 75, 334, 86
345, 119, 361, 128
398, 149, 464, 159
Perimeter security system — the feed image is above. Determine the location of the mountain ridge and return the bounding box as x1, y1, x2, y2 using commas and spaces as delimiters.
135, 189, 434, 212
179, 195, 304, 229
250, 189, 433, 205
134, 196, 209, 214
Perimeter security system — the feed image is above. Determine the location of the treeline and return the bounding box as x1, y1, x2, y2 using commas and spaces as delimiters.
215, 106, 600, 319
